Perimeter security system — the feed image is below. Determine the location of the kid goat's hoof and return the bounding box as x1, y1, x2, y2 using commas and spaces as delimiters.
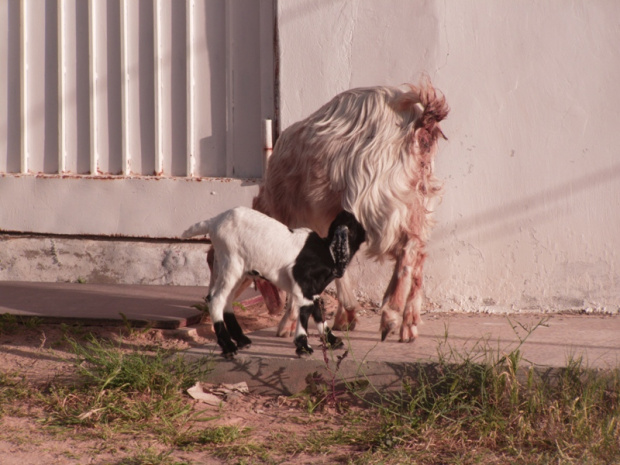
296, 347, 314, 357
235, 335, 253, 350
219, 340, 238, 358
294, 335, 314, 357
324, 328, 344, 350
221, 348, 237, 359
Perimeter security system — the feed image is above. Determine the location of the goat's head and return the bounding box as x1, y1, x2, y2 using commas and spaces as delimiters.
396, 81, 449, 164
395, 80, 450, 202
412, 81, 449, 163
328, 211, 366, 278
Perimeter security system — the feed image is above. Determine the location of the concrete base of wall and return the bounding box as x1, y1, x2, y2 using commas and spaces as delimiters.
0, 235, 211, 287
1, 235, 392, 304
3, 236, 617, 316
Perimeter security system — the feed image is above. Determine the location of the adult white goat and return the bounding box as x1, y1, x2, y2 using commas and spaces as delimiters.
253, 80, 449, 342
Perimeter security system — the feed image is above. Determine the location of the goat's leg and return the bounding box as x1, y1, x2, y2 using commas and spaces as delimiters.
294, 301, 315, 356
203, 247, 219, 326
294, 297, 343, 356
399, 251, 426, 343
232, 277, 252, 300
255, 279, 286, 315
276, 294, 297, 337
379, 241, 418, 341
209, 293, 239, 358
213, 247, 281, 316
223, 278, 253, 349
208, 249, 257, 314
313, 297, 343, 350
224, 311, 252, 349
331, 272, 361, 331
208, 267, 245, 357
206, 247, 217, 289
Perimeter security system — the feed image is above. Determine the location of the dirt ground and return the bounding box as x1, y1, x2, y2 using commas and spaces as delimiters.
0, 296, 367, 465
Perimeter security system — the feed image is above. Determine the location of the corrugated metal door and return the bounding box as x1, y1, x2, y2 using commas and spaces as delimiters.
0, 0, 275, 238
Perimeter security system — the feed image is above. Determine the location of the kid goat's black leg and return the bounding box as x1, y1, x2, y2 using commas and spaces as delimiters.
294, 298, 343, 356
224, 312, 252, 349
313, 297, 343, 349
213, 321, 238, 358
294, 304, 314, 356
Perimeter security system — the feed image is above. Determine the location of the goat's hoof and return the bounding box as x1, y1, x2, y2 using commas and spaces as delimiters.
235, 336, 252, 350
326, 336, 344, 350
276, 318, 296, 338
380, 321, 397, 342
333, 309, 358, 332
294, 335, 314, 356
219, 341, 238, 358
323, 328, 344, 350
221, 349, 237, 359
296, 347, 314, 357
398, 325, 418, 343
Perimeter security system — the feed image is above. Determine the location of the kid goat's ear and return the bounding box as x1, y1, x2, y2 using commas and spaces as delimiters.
329, 225, 351, 278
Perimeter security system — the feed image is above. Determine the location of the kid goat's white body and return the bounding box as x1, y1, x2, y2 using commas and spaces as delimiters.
182, 206, 368, 356
183, 207, 317, 322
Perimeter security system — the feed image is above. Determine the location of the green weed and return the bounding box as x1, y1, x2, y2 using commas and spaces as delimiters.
0, 371, 30, 417
118, 447, 189, 465
2, 315, 618, 465
339, 318, 620, 464
43, 335, 213, 440
0, 313, 42, 334
175, 425, 248, 449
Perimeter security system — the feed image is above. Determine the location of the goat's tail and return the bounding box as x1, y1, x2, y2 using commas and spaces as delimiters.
181, 219, 214, 239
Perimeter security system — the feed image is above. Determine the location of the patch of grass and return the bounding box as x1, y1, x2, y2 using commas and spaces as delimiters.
275, 317, 620, 464
0, 313, 42, 334
118, 447, 190, 465
175, 425, 248, 448
42, 335, 213, 441
340, 318, 620, 464
3, 316, 619, 465
69, 335, 201, 394
175, 425, 275, 463
0, 313, 19, 334
0, 371, 31, 417
211, 440, 272, 464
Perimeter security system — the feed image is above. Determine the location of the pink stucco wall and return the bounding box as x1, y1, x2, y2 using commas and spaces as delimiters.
277, 0, 620, 312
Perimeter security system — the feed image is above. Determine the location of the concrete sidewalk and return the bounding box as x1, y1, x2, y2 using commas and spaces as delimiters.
0, 281, 206, 329
187, 310, 620, 395
1, 282, 619, 396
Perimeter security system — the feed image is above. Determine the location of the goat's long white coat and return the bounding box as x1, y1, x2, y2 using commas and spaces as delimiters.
253, 81, 449, 340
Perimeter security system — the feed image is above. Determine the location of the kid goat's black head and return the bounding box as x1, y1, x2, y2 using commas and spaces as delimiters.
328, 210, 366, 278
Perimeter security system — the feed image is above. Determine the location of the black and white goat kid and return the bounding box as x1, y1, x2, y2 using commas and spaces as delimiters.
182, 207, 366, 357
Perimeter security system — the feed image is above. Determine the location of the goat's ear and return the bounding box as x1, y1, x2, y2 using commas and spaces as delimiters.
329, 225, 350, 279
414, 127, 432, 156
